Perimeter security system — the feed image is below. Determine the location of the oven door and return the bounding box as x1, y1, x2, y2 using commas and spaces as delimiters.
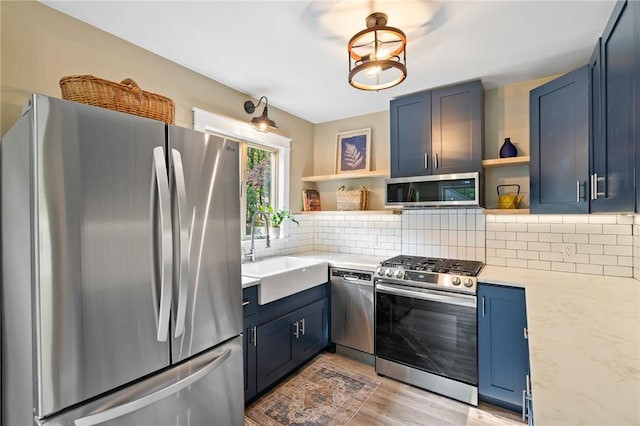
375, 281, 478, 385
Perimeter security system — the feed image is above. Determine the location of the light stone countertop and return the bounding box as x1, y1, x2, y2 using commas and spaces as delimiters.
479, 265, 640, 426
288, 250, 388, 272
241, 275, 260, 289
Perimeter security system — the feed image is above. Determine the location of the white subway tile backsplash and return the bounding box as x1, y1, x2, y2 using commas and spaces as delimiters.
576, 264, 604, 275
603, 265, 633, 277
563, 234, 589, 244
550, 224, 576, 234
485, 214, 635, 278
587, 215, 618, 224
589, 234, 618, 245
602, 224, 630, 235
590, 254, 618, 266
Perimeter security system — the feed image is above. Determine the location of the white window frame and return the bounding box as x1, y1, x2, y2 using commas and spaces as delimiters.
192, 107, 291, 236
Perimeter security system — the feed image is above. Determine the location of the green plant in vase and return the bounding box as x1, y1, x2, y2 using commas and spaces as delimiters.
258, 205, 299, 238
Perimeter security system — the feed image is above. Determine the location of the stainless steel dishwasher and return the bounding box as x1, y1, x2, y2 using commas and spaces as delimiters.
330, 268, 374, 361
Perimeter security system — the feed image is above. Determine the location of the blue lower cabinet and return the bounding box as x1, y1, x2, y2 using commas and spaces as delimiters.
243, 314, 257, 403
478, 284, 529, 412
242, 285, 329, 403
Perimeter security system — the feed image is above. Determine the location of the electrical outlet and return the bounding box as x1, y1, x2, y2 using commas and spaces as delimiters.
562, 243, 576, 262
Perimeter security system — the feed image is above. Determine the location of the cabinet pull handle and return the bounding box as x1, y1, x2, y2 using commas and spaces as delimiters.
242, 300, 250, 307
251, 326, 257, 347
293, 321, 299, 339
522, 389, 527, 421
482, 296, 486, 317
424, 153, 428, 169
435, 153, 439, 169
300, 319, 305, 336
595, 173, 605, 197
576, 180, 580, 202
590, 174, 594, 200
524, 327, 528, 339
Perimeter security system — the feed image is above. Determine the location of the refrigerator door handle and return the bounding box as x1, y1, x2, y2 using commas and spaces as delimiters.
151, 146, 172, 342
171, 149, 189, 338
73, 347, 232, 426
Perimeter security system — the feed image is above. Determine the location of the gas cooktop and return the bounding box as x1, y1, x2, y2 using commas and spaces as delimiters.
376, 255, 485, 294
380, 255, 484, 277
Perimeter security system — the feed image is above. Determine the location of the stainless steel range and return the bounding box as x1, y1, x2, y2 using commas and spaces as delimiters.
374, 255, 484, 406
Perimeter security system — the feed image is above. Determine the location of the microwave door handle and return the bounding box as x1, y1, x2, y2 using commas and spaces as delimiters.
151, 147, 172, 342
375, 282, 476, 308
171, 149, 189, 338
74, 348, 232, 426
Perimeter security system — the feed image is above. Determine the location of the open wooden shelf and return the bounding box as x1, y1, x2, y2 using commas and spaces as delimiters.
482, 156, 530, 168
301, 170, 390, 182
484, 209, 530, 215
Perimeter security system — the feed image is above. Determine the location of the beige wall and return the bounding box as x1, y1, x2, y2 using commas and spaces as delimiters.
483, 75, 557, 209
311, 111, 390, 210
0, 1, 315, 212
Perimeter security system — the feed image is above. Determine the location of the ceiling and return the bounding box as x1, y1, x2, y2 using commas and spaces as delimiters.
42, 1, 616, 124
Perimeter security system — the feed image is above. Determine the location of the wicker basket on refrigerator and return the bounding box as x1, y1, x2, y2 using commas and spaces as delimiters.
59, 75, 175, 124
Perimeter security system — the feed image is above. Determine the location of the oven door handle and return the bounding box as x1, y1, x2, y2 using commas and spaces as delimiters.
375, 282, 477, 308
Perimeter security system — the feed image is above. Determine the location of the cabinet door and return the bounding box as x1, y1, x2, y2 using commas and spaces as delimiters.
530, 66, 589, 213
297, 298, 329, 363
431, 80, 483, 175
634, 0, 640, 213
242, 315, 257, 403
592, 0, 636, 212
256, 310, 298, 393
390, 91, 431, 177
478, 284, 529, 412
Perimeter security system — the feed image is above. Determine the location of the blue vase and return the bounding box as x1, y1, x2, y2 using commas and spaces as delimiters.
499, 137, 517, 158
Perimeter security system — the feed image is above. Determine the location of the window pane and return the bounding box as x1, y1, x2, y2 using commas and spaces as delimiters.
245, 146, 274, 235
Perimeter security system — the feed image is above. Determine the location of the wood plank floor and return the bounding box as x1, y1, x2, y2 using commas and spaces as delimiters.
245, 352, 524, 426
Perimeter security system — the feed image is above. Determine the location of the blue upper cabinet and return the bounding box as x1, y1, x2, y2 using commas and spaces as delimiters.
431, 80, 484, 175
390, 80, 483, 178
634, 0, 640, 213
591, 0, 637, 212
390, 91, 432, 177
530, 66, 589, 214
478, 284, 529, 412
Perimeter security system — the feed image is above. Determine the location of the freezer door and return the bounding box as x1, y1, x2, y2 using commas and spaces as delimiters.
37, 337, 244, 426
34, 96, 171, 417
168, 126, 242, 361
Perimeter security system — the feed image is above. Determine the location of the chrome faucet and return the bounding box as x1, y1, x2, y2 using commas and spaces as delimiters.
244, 211, 270, 262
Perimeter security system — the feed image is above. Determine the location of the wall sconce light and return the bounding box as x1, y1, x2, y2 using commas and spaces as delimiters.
348, 12, 407, 91
244, 96, 278, 132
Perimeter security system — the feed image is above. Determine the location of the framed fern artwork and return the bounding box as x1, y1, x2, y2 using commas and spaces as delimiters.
335, 128, 371, 174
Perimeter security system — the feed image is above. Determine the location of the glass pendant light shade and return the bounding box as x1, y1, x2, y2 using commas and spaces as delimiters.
348, 12, 407, 91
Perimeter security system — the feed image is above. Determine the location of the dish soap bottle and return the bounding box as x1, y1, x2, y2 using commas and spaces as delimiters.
499, 137, 517, 158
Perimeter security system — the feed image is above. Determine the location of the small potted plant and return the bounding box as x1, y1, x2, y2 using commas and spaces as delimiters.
259, 204, 299, 238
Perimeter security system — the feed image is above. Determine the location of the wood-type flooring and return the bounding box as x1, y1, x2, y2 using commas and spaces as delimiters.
245, 352, 524, 426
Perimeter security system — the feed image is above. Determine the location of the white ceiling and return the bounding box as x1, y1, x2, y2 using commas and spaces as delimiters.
42, 0, 616, 124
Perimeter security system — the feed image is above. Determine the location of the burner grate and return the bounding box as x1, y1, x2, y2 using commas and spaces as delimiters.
380, 255, 484, 277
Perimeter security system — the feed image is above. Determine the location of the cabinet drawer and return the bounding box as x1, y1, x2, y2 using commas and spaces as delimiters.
242, 286, 258, 317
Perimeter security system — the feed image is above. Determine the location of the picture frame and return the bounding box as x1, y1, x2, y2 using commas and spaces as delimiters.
335, 128, 371, 174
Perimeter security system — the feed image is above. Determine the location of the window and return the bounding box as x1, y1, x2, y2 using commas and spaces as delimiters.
192, 107, 291, 239
242, 143, 278, 237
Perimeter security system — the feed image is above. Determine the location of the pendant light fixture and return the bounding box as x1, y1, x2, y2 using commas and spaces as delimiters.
348, 12, 407, 91
244, 96, 277, 132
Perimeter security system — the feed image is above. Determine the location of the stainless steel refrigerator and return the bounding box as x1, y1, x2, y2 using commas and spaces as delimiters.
1, 94, 243, 425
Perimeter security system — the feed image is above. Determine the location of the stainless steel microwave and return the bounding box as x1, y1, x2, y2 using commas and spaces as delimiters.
385, 172, 483, 208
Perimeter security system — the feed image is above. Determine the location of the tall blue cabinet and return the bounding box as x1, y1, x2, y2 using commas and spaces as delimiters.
478, 284, 529, 413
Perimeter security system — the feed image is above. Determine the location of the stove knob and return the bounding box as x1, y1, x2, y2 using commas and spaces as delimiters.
463, 278, 474, 288
386, 268, 393, 277
394, 269, 404, 279
451, 276, 461, 286
376, 267, 384, 276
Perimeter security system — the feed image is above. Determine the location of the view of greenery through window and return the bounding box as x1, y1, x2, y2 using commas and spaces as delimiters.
245, 146, 273, 235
